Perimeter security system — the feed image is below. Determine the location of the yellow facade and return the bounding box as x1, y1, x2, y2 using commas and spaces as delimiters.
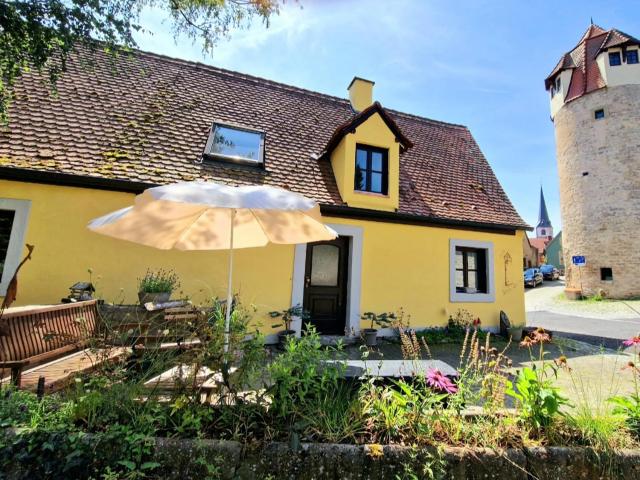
330, 112, 400, 212
0, 179, 525, 332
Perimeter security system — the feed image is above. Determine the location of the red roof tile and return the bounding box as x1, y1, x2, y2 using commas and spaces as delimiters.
545, 24, 640, 102
0, 47, 528, 229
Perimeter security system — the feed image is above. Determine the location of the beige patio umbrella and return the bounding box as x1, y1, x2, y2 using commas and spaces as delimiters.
88, 180, 337, 366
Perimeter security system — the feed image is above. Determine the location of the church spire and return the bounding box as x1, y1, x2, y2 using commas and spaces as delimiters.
536, 187, 553, 238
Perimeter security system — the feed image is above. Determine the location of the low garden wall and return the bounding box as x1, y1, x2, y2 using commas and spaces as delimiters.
103, 437, 640, 479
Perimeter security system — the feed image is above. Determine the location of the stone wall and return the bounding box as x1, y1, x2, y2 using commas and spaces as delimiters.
106, 438, 640, 479
553, 83, 640, 298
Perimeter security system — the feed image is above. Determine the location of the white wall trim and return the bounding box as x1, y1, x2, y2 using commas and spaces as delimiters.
0, 198, 32, 296
291, 223, 363, 336
449, 238, 495, 303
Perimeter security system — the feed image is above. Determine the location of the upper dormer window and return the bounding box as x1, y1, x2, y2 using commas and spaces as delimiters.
354, 144, 388, 195
553, 77, 562, 96
609, 51, 622, 66
204, 123, 265, 164
626, 50, 639, 64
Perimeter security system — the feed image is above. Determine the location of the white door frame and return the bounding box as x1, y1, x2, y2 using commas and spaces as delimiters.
291, 223, 363, 336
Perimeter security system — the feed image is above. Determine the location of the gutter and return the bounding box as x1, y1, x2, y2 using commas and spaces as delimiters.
320, 204, 532, 234
0, 166, 156, 193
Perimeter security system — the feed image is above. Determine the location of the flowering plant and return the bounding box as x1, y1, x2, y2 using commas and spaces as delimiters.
608, 334, 640, 438
426, 368, 458, 394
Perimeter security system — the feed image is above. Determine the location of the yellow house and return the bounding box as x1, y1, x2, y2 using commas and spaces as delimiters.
0, 48, 530, 339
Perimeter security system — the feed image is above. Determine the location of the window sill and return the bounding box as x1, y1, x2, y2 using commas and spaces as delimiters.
450, 291, 496, 303
201, 154, 266, 171
353, 190, 389, 199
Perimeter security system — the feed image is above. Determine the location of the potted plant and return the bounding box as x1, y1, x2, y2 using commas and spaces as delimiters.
270, 304, 309, 349
507, 323, 524, 342
137, 268, 180, 305
361, 311, 396, 347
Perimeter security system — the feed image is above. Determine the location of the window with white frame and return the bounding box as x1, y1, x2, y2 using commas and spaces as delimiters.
0, 199, 31, 295
449, 239, 495, 303
203, 123, 265, 165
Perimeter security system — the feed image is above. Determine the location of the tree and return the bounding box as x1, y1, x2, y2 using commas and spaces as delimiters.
0, 0, 288, 121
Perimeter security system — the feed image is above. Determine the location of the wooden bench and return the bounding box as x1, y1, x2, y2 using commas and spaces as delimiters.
0, 300, 128, 392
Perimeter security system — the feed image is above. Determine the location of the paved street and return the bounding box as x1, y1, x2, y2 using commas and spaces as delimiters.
525, 279, 640, 348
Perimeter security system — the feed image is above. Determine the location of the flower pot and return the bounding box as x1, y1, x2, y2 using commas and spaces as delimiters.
363, 328, 378, 347
507, 326, 524, 342
277, 330, 296, 350
138, 291, 171, 305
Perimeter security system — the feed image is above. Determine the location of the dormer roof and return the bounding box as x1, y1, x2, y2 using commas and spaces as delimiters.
322, 101, 413, 157
545, 24, 640, 102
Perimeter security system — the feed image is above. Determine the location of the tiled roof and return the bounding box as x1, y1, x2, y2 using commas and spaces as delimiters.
545, 24, 640, 102
0, 47, 528, 229
529, 237, 549, 252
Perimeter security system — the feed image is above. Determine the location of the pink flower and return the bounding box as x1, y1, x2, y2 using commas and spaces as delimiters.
426, 368, 458, 394
623, 336, 640, 347
473, 317, 481, 327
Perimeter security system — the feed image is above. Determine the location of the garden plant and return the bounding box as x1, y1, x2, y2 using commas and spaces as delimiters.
2, 295, 640, 479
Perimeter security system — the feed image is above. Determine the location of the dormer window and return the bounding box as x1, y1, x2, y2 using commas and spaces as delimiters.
554, 77, 561, 96
204, 123, 265, 164
609, 51, 622, 66
626, 50, 639, 64
354, 144, 388, 195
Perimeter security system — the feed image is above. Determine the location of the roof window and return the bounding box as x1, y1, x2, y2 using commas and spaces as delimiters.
204, 123, 265, 164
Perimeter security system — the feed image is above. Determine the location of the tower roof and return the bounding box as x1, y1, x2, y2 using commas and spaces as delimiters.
537, 187, 552, 229
545, 24, 640, 102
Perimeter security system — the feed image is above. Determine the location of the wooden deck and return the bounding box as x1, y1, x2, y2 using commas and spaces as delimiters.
0, 347, 130, 392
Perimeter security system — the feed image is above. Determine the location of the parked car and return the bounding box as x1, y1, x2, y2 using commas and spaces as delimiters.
524, 268, 543, 288
539, 264, 560, 280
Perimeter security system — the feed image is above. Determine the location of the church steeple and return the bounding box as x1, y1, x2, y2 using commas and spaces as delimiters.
536, 187, 553, 238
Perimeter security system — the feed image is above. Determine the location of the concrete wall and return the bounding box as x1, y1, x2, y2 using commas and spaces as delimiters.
553, 83, 640, 298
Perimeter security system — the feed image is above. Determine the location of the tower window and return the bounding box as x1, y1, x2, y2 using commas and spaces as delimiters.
354, 144, 388, 195
609, 51, 622, 66
600, 267, 613, 281
627, 50, 639, 64
594, 109, 605, 120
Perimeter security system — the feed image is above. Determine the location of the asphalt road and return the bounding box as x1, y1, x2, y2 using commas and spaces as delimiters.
526, 310, 640, 349
525, 279, 640, 348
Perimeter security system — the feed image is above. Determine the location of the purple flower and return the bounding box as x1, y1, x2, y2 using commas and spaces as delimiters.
426, 368, 458, 394
623, 336, 640, 347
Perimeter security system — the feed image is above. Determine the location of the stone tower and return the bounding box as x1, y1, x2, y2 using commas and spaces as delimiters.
536, 187, 553, 239
546, 24, 640, 298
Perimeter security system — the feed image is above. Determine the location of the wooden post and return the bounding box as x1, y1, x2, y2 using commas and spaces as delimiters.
36, 376, 46, 399
10, 366, 21, 388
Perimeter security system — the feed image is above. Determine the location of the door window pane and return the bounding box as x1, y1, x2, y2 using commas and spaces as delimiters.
310, 244, 339, 286
0, 209, 16, 278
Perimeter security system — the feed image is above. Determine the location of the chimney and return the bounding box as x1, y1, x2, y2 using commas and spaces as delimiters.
347, 77, 374, 112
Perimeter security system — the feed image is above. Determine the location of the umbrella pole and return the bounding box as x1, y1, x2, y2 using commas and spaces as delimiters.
222, 209, 235, 386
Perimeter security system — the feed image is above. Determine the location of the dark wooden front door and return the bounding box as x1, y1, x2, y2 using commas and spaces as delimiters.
303, 237, 349, 335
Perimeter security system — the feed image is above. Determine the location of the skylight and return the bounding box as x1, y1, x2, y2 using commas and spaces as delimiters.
205, 123, 265, 164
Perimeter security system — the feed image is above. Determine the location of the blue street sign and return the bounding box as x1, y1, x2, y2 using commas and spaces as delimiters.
572, 255, 586, 266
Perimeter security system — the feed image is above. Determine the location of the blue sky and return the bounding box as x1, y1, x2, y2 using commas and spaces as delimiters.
134, 0, 640, 232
